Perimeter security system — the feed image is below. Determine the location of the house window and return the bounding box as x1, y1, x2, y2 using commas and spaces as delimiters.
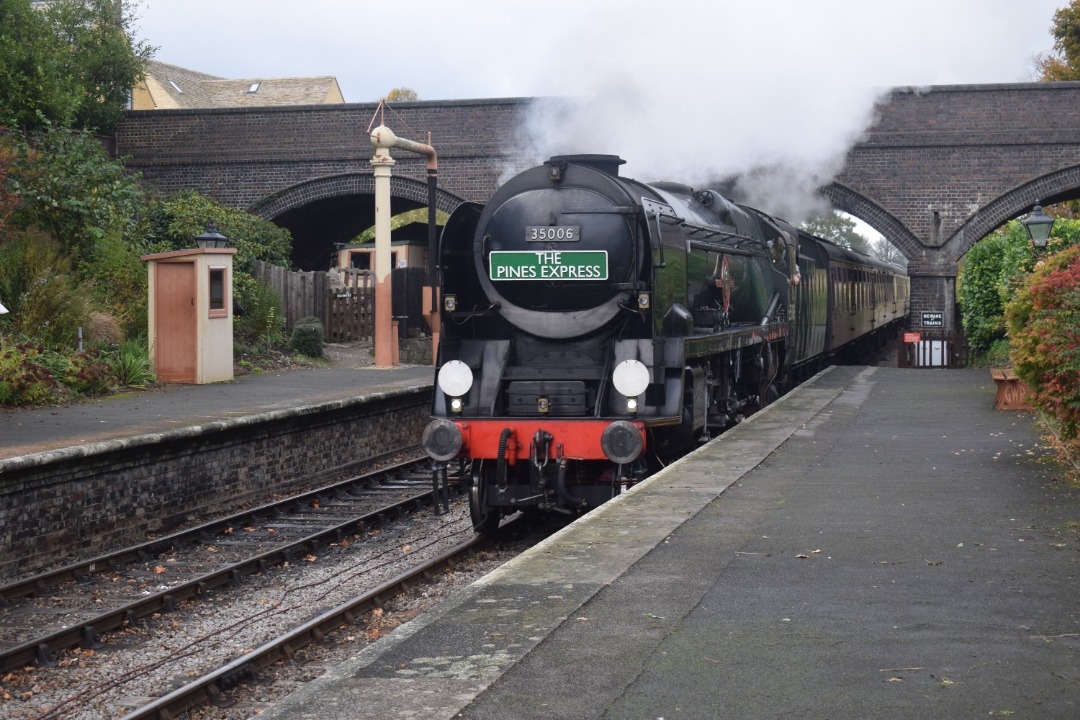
247, 82, 261, 94
209, 266, 229, 318
350, 251, 371, 270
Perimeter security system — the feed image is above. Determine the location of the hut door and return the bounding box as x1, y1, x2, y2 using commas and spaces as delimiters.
156, 262, 197, 383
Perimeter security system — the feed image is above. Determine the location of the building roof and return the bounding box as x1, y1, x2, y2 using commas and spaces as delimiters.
133, 60, 345, 110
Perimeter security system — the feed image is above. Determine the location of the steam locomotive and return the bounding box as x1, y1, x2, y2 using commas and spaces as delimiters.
422, 154, 908, 532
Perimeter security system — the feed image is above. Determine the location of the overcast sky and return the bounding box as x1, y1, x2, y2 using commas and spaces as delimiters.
132, 0, 1068, 221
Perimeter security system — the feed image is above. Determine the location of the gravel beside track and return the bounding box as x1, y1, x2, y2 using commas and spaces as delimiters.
0, 498, 514, 719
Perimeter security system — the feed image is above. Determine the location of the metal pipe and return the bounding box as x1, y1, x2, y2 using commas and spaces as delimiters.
427, 163, 440, 364
496, 428, 512, 491
760, 291, 781, 327
555, 459, 585, 509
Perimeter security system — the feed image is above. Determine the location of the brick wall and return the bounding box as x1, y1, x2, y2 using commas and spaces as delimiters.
0, 386, 432, 579
115, 83, 1080, 338
115, 98, 535, 210
116, 84, 1080, 263
837, 82, 1080, 262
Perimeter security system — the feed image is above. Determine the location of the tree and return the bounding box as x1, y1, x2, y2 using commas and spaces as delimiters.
0, 132, 21, 239
869, 237, 907, 266
2, 125, 147, 335
0, 0, 153, 132
385, 87, 419, 103
0, 0, 77, 130
352, 207, 448, 244
48, 0, 156, 132
800, 212, 871, 254
1037, 1, 1080, 81
8, 125, 143, 260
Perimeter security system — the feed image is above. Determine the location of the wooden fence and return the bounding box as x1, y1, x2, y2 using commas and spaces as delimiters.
251, 261, 375, 342
251, 262, 434, 343
897, 331, 972, 369
325, 268, 375, 342
326, 286, 374, 342
250, 260, 327, 330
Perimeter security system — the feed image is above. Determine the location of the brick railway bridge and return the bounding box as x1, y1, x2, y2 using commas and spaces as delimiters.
115, 82, 1080, 333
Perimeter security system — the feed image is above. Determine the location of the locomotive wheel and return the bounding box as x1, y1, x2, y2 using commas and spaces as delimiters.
469, 462, 502, 534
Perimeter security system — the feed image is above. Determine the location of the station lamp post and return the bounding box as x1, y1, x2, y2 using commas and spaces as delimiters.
1021, 203, 1055, 254
195, 221, 229, 249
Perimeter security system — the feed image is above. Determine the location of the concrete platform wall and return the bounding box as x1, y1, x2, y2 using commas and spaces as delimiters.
0, 386, 432, 579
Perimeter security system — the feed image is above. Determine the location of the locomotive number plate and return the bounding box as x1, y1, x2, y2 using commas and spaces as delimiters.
526, 225, 580, 242
490, 250, 608, 281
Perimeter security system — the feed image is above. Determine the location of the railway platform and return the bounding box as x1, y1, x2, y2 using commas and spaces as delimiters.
258, 365, 1080, 719
0, 364, 432, 461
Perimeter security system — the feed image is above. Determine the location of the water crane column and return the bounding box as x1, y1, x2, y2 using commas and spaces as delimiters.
369, 123, 438, 368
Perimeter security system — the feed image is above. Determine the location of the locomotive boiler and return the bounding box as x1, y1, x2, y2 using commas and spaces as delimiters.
422, 154, 907, 532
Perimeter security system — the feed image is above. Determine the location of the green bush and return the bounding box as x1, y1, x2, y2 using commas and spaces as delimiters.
959, 217, 1080, 358
957, 222, 1030, 356
56, 349, 113, 395
289, 318, 324, 358
110, 338, 155, 388
1005, 245, 1080, 440
0, 233, 98, 350
135, 190, 292, 272
236, 279, 285, 347
0, 339, 58, 406
983, 338, 1012, 369
82, 232, 147, 338
9, 127, 144, 261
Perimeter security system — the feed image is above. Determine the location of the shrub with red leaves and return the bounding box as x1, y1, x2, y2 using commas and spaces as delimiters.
0, 340, 58, 406
1006, 245, 1080, 439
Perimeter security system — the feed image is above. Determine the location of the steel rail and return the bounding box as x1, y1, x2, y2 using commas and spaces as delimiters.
0, 457, 459, 674
119, 533, 486, 720
0, 450, 426, 603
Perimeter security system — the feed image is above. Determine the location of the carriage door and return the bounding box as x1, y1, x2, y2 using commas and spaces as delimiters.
155, 262, 198, 383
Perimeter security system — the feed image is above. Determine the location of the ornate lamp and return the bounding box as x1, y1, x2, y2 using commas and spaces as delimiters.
1021, 204, 1055, 253
195, 221, 229, 249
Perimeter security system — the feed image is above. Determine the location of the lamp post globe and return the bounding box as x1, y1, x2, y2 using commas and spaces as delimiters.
1021, 204, 1055, 252
195, 221, 229, 249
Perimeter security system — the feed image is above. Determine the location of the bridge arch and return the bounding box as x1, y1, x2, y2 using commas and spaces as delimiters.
819, 182, 922, 260
249, 173, 467, 270
250, 172, 465, 220
942, 163, 1080, 264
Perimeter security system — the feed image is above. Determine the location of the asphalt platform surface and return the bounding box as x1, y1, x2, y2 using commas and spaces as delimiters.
0, 364, 433, 461
255, 365, 1080, 719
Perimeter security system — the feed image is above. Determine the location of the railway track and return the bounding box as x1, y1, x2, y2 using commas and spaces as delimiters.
0, 455, 460, 676
0, 508, 499, 720
119, 532, 488, 720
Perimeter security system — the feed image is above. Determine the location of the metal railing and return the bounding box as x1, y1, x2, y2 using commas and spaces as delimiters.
897, 330, 971, 369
